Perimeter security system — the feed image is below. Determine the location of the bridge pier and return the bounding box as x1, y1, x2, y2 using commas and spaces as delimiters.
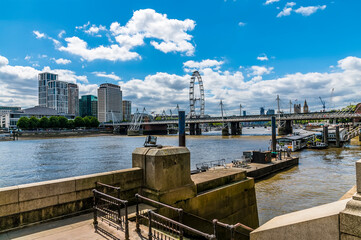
189, 123, 195, 135
278, 120, 293, 135
195, 123, 202, 135
230, 122, 242, 135
323, 126, 329, 145
336, 125, 340, 147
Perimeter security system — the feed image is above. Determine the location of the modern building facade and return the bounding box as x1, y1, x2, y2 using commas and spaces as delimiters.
260, 107, 265, 115
97, 83, 122, 123
266, 109, 275, 115
79, 95, 98, 118
67, 83, 79, 116
38, 72, 79, 115
38, 72, 58, 108
122, 100, 131, 121
47, 80, 68, 114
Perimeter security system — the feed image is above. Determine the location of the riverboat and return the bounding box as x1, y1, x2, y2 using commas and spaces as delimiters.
276, 133, 315, 152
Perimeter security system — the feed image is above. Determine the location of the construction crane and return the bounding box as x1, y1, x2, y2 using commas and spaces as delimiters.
319, 97, 326, 112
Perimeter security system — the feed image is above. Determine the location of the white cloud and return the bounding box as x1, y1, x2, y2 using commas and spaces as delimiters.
58, 37, 141, 61
249, 66, 274, 76
265, 0, 280, 5
110, 9, 196, 56
33, 30, 45, 39
85, 24, 107, 35
0, 56, 9, 67
238, 22, 246, 26
58, 30, 66, 38
183, 59, 224, 72
277, 7, 293, 17
295, 5, 327, 16
93, 71, 121, 81
52, 58, 72, 65
257, 54, 269, 61
286, 2, 296, 7
76, 22, 90, 30
24, 55, 31, 61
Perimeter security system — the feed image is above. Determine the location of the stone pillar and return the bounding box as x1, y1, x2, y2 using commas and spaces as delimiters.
132, 146, 196, 205
323, 126, 329, 145
195, 123, 202, 135
340, 160, 361, 239
189, 123, 195, 135
231, 122, 237, 135
336, 126, 340, 148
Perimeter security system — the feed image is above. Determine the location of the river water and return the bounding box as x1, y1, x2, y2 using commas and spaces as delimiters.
0, 128, 359, 224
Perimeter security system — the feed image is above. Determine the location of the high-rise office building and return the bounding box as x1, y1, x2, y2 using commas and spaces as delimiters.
38, 72, 79, 115
260, 107, 265, 115
79, 95, 98, 118
38, 72, 58, 107
47, 80, 68, 114
67, 83, 79, 116
97, 83, 122, 123
122, 100, 132, 121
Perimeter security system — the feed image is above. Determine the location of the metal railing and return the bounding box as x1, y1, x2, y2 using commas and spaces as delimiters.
195, 159, 226, 172
213, 219, 254, 240
148, 210, 216, 240
135, 194, 183, 233
93, 189, 129, 240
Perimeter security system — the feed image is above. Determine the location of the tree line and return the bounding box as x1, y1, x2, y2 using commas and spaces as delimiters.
17, 116, 100, 130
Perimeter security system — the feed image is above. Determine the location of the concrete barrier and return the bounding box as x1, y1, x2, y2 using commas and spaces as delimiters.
0, 168, 143, 232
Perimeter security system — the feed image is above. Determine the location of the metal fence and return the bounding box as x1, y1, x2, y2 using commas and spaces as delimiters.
93, 189, 129, 240
195, 159, 226, 171
213, 219, 254, 240
148, 210, 216, 240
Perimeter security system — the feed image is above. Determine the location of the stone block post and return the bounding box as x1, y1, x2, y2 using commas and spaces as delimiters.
340, 160, 361, 239
132, 146, 196, 205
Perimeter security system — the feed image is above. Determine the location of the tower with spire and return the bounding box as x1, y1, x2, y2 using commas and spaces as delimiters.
303, 100, 309, 113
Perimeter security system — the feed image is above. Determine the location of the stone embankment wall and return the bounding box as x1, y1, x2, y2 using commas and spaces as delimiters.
0, 168, 142, 231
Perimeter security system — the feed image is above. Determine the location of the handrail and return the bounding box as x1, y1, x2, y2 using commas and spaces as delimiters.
96, 181, 121, 191
135, 193, 182, 212
213, 219, 254, 239
93, 189, 128, 204
148, 210, 216, 240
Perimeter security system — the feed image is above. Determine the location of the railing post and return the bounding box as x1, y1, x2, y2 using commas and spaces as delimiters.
179, 210, 183, 240
117, 189, 121, 226
148, 211, 153, 240
212, 219, 218, 238
124, 202, 129, 240
136, 194, 140, 232
230, 226, 235, 240
93, 191, 98, 232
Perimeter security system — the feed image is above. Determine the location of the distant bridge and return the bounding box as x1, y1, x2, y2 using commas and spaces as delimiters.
108, 112, 361, 126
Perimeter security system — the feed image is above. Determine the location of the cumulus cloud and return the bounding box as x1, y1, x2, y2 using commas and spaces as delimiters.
183, 59, 224, 72
58, 30, 66, 38
238, 22, 246, 27
52, 58, 71, 65
0, 55, 96, 108
33, 30, 45, 39
249, 66, 274, 76
58, 37, 141, 61
110, 9, 196, 56
265, 0, 280, 5
257, 54, 269, 61
295, 5, 327, 16
93, 71, 121, 81
277, 3, 295, 17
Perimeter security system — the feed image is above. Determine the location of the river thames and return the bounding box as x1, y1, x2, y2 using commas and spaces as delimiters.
0, 128, 359, 224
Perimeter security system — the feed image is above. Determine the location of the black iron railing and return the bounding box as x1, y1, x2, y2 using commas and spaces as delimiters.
135, 193, 183, 234
148, 210, 216, 240
213, 219, 254, 239
195, 159, 226, 171
93, 189, 129, 240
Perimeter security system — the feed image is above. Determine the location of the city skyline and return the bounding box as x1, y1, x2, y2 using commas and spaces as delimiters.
1, 0, 361, 115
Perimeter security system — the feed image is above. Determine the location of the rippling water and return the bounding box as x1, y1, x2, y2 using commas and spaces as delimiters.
0, 128, 359, 225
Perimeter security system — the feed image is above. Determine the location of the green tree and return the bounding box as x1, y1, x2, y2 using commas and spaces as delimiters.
90, 117, 100, 128
49, 116, 59, 129
67, 120, 75, 129
58, 116, 68, 129
83, 116, 91, 128
28, 116, 39, 129
74, 116, 84, 128
38, 116, 49, 129
17, 117, 29, 129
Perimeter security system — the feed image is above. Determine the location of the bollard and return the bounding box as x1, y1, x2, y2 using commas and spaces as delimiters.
178, 111, 186, 147
271, 117, 277, 156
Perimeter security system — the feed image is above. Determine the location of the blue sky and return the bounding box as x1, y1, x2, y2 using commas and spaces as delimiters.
1, 0, 361, 115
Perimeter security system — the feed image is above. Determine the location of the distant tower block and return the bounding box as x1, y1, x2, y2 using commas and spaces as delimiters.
294, 104, 301, 114
303, 100, 309, 113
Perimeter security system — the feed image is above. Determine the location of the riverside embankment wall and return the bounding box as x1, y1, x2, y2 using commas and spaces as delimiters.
0, 168, 143, 231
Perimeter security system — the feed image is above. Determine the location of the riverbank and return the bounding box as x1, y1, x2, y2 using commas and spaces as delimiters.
17, 129, 113, 139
